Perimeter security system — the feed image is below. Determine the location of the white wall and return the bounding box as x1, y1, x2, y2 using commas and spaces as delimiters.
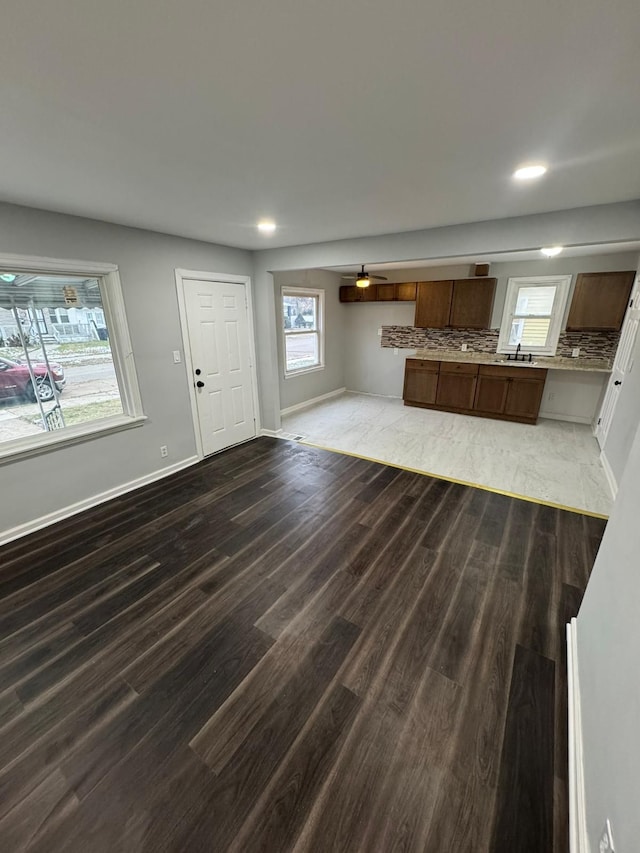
273, 269, 345, 411
344, 302, 415, 397
577, 418, 640, 853
0, 202, 252, 540
538, 371, 607, 424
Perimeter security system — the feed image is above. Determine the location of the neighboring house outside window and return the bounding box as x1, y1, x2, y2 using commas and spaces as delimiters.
497, 275, 572, 356
281, 287, 325, 376
0, 256, 144, 462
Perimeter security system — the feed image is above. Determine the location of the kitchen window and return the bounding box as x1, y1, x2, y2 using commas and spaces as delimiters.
281, 287, 324, 376
497, 275, 572, 356
0, 255, 144, 462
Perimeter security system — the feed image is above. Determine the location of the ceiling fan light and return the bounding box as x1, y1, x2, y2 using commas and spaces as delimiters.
356, 274, 370, 288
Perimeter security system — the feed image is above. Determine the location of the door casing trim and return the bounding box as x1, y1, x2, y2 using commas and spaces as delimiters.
175, 268, 261, 459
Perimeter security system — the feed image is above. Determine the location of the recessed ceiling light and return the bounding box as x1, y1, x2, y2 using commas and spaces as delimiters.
257, 220, 276, 234
513, 164, 547, 181
541, 246, 563, 257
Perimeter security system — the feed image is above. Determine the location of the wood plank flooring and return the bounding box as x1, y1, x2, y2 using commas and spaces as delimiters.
0, 437, 606, 852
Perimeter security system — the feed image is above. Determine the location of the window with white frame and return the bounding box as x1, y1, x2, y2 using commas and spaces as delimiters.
281, 287, 324, 376
0, 256, 144, 461
497, 275, 572, 355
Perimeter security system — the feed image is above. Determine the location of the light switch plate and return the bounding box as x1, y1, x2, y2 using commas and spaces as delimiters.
173, 350, 181, 363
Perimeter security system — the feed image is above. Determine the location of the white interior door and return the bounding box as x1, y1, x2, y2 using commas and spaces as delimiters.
183, 278, 256, 456
595, 275, 640, 449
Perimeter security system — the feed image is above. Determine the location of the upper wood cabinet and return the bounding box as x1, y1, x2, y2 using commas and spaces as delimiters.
450, 279, 496, 328
414, 278, 496, 329
339, 282, 417, 303
340, 284, 379, 302
566, 271, 635, 331
414, 280, 453, 328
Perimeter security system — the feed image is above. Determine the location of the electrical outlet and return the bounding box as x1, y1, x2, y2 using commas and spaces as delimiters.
461, 343, 468, 352
173, 350, 181, 363
160, 445, 168, 458
599, 819, 615, 853
572, 347, 580, 358
393, 348, 399, 355
377, 327, 383, 337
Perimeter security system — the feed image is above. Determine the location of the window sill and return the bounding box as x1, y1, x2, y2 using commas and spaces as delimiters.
0, 414, 147, 466
284, 365, 325, 380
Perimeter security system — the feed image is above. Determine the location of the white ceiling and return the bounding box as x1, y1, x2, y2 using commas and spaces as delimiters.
1, 0, 639, 250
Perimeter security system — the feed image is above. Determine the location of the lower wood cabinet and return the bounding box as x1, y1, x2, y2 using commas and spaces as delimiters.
474, 374, 509, 414
403, 359, 548, 424
436, 363, 478, 409
403, 359, 439, 406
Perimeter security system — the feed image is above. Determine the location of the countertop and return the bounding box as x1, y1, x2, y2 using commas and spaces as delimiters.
411, 349, 612, 373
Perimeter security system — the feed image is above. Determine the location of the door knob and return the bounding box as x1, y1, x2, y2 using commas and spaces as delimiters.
196, 381, 205, 388
614, 380, 622, 386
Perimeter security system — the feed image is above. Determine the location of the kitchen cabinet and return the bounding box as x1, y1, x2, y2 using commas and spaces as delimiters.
474, 364, 547, 422
566, 271, 635, 331
450, 279, 496, 328
414, 281, 453, 328
339, 282, 417, 303
403, 359, 548, 424
436, 362, 478, 409
414, 278, 496, 329
403, 358, 439, 406
376, 283, 396, 301
474, 373, 510, 414
339, 284, 379, 302
504, 375, 546, 420
396, 282, 417, 301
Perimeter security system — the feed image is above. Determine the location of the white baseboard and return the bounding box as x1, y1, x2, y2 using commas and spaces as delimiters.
260, 428, 283, 438
280, 387, 346, 417
0, 455, 200, 547
567, 618, 590, 853
538, 411, 593, 425
600, 450, 618, 500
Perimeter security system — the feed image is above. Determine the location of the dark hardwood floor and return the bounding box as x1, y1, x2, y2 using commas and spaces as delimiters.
0, 437, 605, 852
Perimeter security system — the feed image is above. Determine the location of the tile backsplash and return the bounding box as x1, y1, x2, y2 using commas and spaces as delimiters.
380, 326, 619, 362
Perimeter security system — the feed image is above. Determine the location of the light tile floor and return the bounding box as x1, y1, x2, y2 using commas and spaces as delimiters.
281, 392, 612, 516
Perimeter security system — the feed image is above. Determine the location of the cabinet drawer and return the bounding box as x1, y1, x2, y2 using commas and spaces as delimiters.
479, 364, 547, 380
439, 362, 479, 375
405, 358, 440, 372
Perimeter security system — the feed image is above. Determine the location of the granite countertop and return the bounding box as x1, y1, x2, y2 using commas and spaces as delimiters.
412, 349, 612, 373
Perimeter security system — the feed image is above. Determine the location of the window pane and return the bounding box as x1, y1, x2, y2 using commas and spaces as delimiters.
508, 317, 551, 347
285, 332, 319, 371
515, 285, 556, 316
283, 295, 317, 331
0, 272, 124, 447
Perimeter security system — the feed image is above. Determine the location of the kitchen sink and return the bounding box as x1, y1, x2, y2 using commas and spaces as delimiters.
491, 359, 539, 366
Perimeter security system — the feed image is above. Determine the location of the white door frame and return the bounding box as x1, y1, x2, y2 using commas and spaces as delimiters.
175, 268, 261, 459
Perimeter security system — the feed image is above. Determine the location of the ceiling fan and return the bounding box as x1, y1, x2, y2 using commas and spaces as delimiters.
341, 265, 388, 288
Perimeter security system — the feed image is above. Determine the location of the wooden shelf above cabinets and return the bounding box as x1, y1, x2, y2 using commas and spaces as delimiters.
414, 278, 496, 329
566, 271, 635, 331
339, 282, 417, 303
403, 359, 547, 424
